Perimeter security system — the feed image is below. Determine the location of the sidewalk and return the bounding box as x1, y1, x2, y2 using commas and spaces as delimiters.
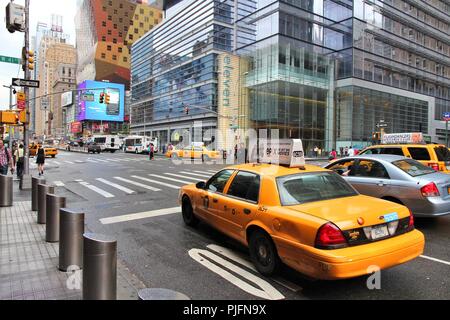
0, 186, 146, 300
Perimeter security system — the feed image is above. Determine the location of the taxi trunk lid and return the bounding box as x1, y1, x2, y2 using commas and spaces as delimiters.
286, 195, 409, 230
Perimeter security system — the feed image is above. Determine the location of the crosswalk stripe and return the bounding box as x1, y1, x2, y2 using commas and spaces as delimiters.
180, 171, 211, 178
107, 159, 120, 162
100, 207, 181, 225
150, 174, 193, 185
164, 173, 203, 182
86, 159, 99, 163
53, 161, 61, 165
54, 181, 65, 187
131, 176, 180, 189
75, 160, 84, 163
96, 159, 109, 163
96, 178, 136, 194
114, 177, 161, 192
65, 161, 75, 164
79, 182, 115, 198
206, 170, 217, 173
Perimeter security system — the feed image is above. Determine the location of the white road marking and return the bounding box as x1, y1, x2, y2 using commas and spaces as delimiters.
114, 177, 161, 192
420, 255, 450, 266
74, 179, 84, 182
75, 160, 84, 163
206, 170, 217, 173
100, 206, 181, 224
107, 158, 120, 162
193, 171, 213, 176
131, 176, 180, 189
53, 161, 61, 165
149, 174, 193, 185
180, 171, 211, 178
53, 181, 65, 187
207, 244, 302, 293
96, 178, 136, 194
86, 159, 100, 163
94, 158, 109, 163
65, 161, 75, 164
79, 182, 115, 198
163, 173, 202, 182
189, 248, 285, 300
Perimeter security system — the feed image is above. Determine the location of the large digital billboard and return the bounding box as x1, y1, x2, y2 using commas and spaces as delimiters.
77, 80, 125, 122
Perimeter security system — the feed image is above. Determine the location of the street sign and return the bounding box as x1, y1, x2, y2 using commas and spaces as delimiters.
40, 97, 49, 110
17, 92, 26, 110
0, 55, 21, 65
443, 112, 450, 121
376, 123, 388, 128
11, 78, 40, 88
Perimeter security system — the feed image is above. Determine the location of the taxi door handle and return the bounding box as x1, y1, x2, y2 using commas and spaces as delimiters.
243, 209, 251, 215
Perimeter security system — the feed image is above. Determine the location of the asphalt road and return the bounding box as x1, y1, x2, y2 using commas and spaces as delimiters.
35, 150, 450, 300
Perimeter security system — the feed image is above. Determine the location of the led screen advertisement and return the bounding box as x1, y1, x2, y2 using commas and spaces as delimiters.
76, 80, 125, 122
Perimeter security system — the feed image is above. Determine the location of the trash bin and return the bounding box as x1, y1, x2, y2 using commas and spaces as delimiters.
0, 175, 13, 207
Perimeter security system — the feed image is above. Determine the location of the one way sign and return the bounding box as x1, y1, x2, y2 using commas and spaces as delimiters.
12, 78, 40, 88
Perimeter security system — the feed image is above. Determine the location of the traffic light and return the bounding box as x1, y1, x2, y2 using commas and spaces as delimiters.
99, 92, 105, 104
0, 111, 20, 124
105, 93, 110, 104
21, 47, 34, 71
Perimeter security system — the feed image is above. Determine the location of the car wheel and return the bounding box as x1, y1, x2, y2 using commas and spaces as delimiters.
182, 196, 199, 227
249, 230, 280, 276
111, 150, 116, 153
52, 155, 56, 158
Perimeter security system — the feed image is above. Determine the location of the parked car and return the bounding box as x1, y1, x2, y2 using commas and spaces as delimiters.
325, 154, 450, 217
87, 142, 102, 154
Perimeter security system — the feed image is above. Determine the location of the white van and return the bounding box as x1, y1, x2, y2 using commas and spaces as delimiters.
124, 136, 159, 154
92, 135, 121, 153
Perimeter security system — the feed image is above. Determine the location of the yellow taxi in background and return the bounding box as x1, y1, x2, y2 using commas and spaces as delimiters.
359, 133, 450, 173
29, 144, 58, 158
166, 144, 220, 161
179, 140, 424, 280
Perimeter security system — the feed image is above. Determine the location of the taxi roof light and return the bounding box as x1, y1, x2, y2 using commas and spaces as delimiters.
315, 222, 347, 249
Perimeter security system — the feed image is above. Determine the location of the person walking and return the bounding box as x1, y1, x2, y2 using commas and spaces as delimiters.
149, 143, 155, 160
14, 144, 25, 179
36, 145, 45, 176
329, 149, 337, 161
0, 140, 13, 176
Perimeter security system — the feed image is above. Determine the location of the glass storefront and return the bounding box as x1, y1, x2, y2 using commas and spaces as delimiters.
336, 86, 429, 148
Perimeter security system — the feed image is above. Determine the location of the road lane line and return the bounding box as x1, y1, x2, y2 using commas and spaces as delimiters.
206, 170, 218, 173
420, 255, 450, 266
149, 174, 193, 185
131, 176, 180, 189
75, 160, 84, 163
53, 181, 65, 187
96, 178, 136, 195
86, 159, 100, 163
193, 171, 213, 176
53, 161, 61, 165
180, 171, 212, 178
163, 173, 202, 182
100, 206, 181, 224
65, 161, 75, 164
79, 182, 115, 198
94, 158, 109, 163
114, 177, 161, 192
189, 248, 285, 300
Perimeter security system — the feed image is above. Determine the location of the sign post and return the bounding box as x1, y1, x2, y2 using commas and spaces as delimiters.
443, 112, 450, 147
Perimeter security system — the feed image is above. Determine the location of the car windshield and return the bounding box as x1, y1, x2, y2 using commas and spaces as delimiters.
277, 172, 357, 206
434, 146, 450, 162
392, 159, 436, 177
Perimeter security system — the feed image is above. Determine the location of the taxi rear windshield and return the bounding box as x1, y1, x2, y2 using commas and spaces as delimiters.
277, 172, 357, 206
434, 146, 450, 162
392, 159, 435, 177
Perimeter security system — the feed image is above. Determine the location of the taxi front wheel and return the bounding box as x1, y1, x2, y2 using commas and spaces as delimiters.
249, 230, 280, 276
182, 197, 199, 227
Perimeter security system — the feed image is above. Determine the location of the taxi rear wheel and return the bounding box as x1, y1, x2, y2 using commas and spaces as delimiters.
249, 230, 279, 276
182, 197, 199, 227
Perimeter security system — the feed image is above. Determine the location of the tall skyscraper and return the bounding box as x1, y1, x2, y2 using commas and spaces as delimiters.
75, 0, 163, 89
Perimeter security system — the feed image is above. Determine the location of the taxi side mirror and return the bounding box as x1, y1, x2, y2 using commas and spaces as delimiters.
196, 181, 206, 189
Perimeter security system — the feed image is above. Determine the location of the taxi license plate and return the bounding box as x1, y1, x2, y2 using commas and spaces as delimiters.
371, 225, 389, 240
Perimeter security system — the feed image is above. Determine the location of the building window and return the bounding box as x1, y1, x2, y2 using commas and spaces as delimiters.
102, 6, 106, 11
123, 57, 128, 62
102, 21, 106, 27
134, 28, 138, 33
108, 15, 112, 20
108, 30, 112, 35
129, 34, 133, 40
101, 53, 106, 59
113, 38, 117, 44
150, 11, 153, 16
102, 36, 106, 41
112, 55, 117, 61
113, 24, 117, 29
107, 45, 111, 51
118, 47, 122, 53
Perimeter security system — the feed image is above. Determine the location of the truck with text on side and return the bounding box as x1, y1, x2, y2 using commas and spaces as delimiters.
124, 136, 159, 154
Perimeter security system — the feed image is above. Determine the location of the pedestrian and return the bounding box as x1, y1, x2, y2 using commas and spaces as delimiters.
0, 140, 13, 176
36, 145, 45, 176
329, 149, 337, 161
344, 146, 349, 156
14, 144, 25, 179
348, 146, 355, 157
149, 143, 154, 160
314, 146, 319, 157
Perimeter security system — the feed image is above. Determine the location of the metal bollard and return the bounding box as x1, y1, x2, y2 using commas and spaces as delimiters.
45, 194, 66, 243
83, 233, 117, 300
138, 288, 190, 300
0, 175, 13, 207
59, 209, 84, 272
31, 176, 45, 211
37, 184, 55, 224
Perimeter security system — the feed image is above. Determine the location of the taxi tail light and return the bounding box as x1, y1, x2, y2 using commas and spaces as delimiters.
315, 223, 347, 249
428, 163, 439, 171
408, 209, 415, 231
421, 182, 440, 197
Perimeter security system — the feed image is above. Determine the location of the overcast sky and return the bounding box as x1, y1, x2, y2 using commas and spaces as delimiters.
0, 0, 77, 109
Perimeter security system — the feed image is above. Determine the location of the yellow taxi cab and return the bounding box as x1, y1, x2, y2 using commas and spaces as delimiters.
166, 144, 220, 161
359, 133, 450, 173
179, 139, 424, 280
29, 144, 58, 158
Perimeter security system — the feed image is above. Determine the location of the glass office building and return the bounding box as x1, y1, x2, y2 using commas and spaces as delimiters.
131, 0, 450, 152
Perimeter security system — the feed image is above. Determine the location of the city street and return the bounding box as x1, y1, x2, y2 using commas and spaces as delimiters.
32, 150, 450, 300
